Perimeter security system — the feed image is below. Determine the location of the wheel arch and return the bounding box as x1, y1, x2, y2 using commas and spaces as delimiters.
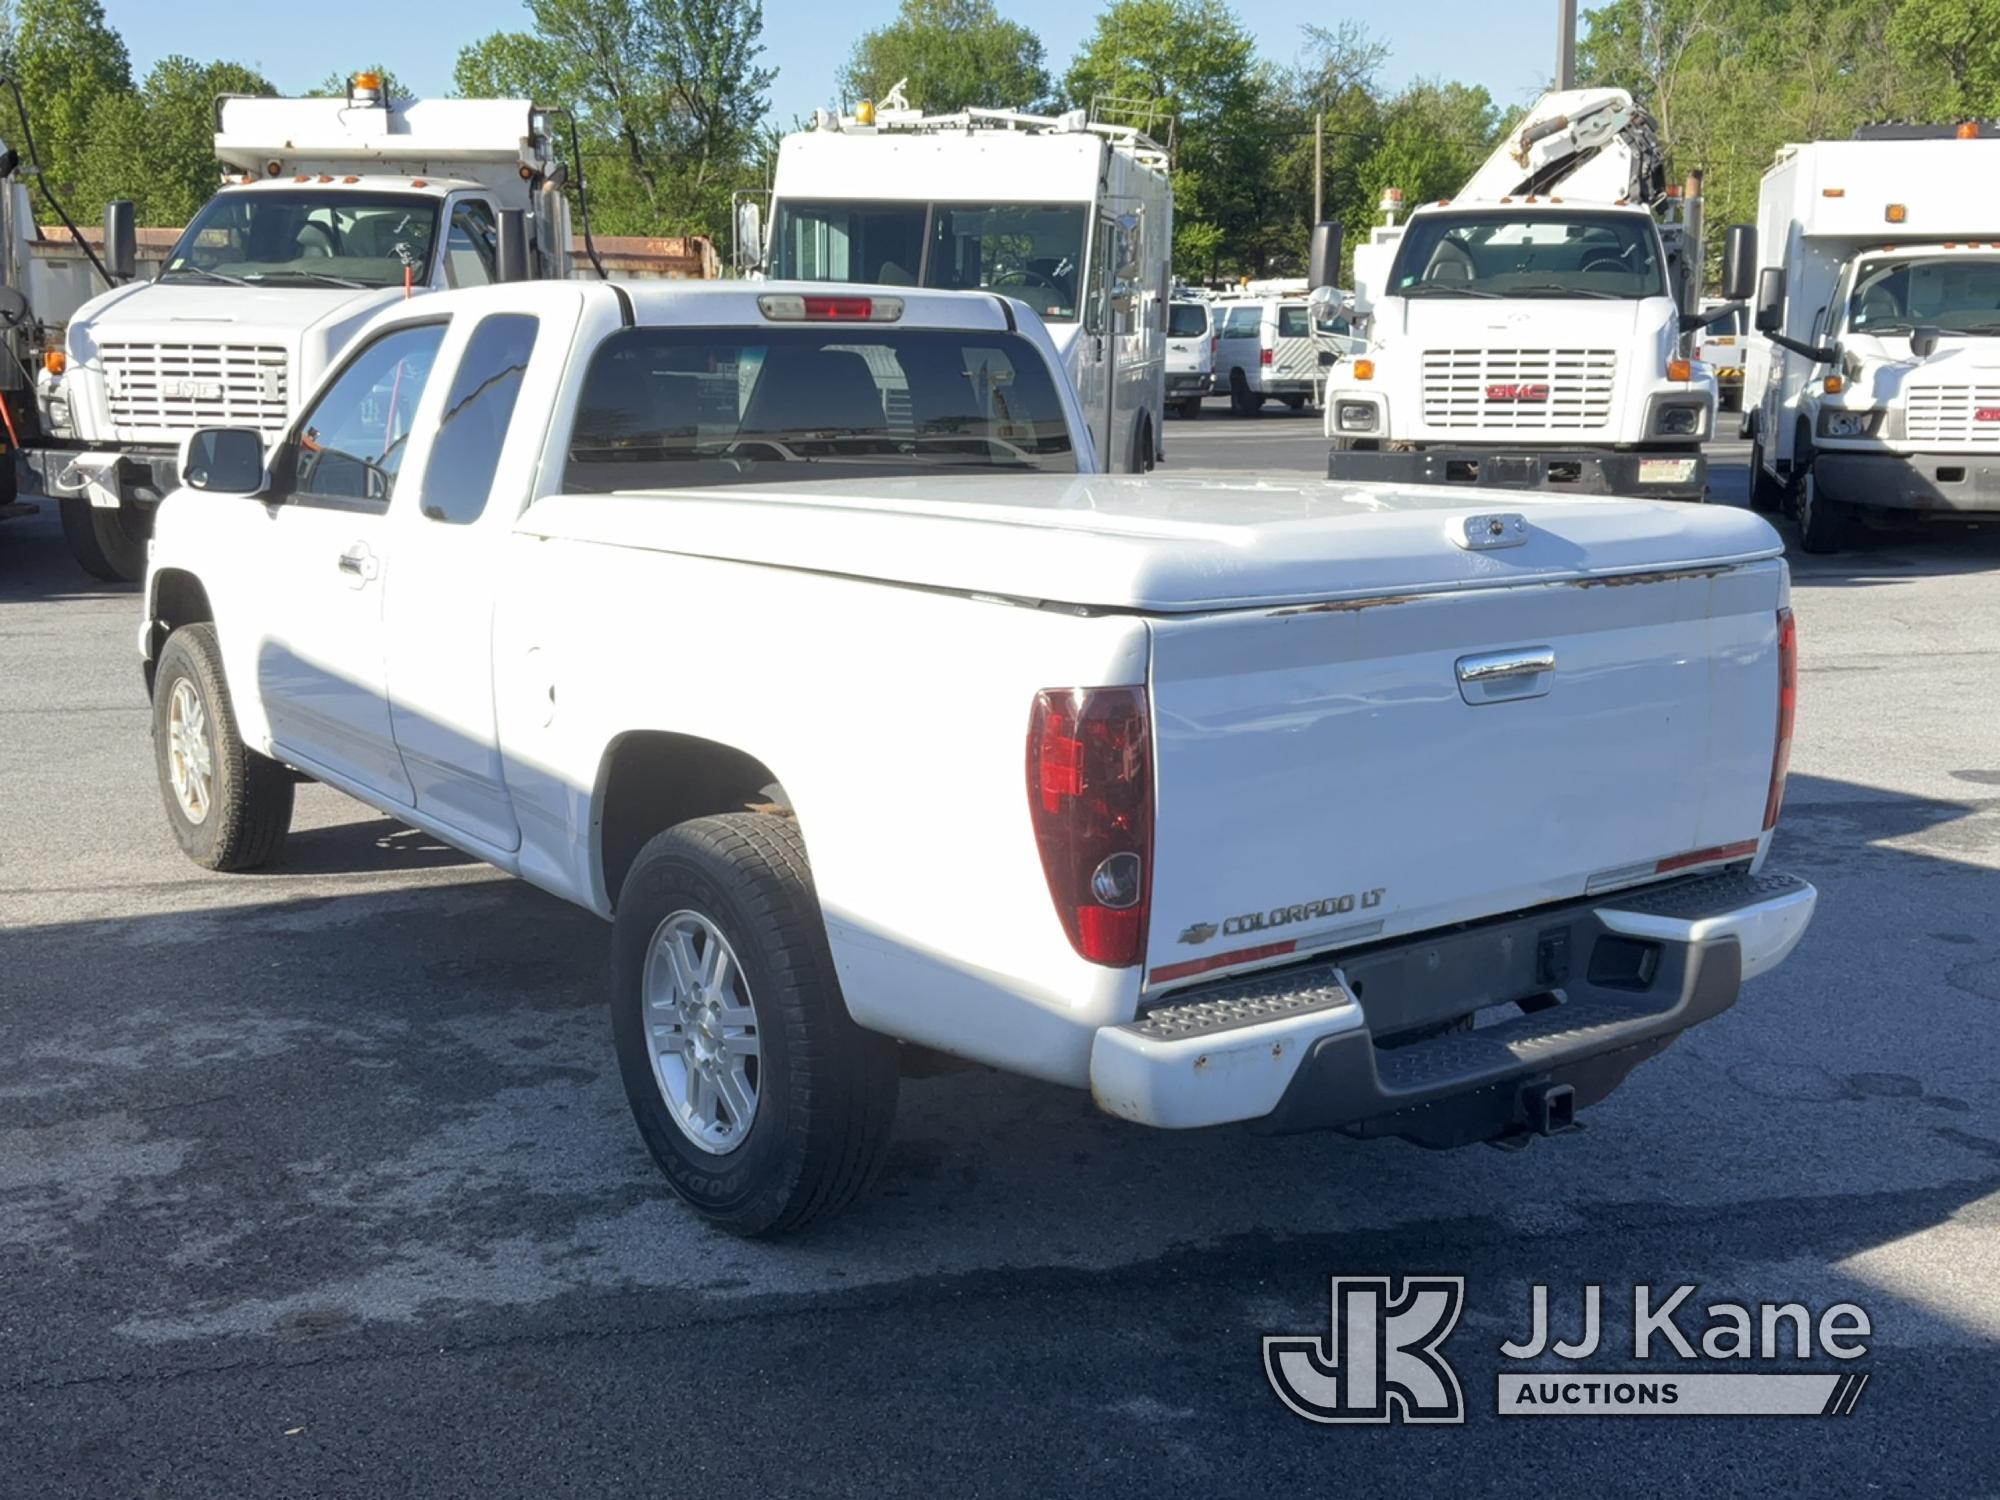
592, 730, 791, 912
144, 569, 215, 697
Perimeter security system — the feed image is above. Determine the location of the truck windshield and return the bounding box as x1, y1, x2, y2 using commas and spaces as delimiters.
770, 201, 1090, 321
161, 191, 439, 289
1387, 211, 1666, 299
564, 325, 1078, 490
1167, 303, 1209, 338
1846, 255, 2000, 336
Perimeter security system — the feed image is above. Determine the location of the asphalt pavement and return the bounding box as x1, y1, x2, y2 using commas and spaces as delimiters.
5, 425, 2000, 1496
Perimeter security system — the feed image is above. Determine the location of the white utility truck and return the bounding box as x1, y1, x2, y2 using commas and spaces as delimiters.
1742, 121, 2000, 551
756, 86, 1172, 473
33, 76, 575, 580
1317, 89, 1743, 501
1694, 297, 1748, 413
1164, 292, 1214, 417
140, 277, 1813, 1235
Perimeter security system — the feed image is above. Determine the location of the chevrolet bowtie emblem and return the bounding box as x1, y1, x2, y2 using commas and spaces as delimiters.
1178, 921, 1219, 946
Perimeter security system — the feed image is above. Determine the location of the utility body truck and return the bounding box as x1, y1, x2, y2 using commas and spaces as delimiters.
1743, 122, 2000, 551
757, 85, 1172, 473
32, 76, 575, 581
1318, 89, 1735, 501
141, 276, 1814, 1234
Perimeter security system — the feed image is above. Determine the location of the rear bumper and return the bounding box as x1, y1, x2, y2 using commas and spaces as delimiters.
1328, 446, 1707, 501
1815, 450, 2000, 516
1088, 869, 1814, 1142
1166, 372, 1213, 396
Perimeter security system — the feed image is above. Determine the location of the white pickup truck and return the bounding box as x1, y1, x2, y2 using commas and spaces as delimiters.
141, 279, 1816, 1235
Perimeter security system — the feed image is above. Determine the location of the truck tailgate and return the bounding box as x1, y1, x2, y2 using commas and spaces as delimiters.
1144, 560, 1787, 989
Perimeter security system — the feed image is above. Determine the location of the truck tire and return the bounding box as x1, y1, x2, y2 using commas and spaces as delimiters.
1747, 433, 1787, 514
1179, 396, 1202, 420
1794, 466, 1855, 554
1229, 369, 1262, 417
610, 813, 898, 1237
151, 623, 295, 870
60, 496, 149, 583
1280, 394, 1306, 411
1130, 416, 1156, 473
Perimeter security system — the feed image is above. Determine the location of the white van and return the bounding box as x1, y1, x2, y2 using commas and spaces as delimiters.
1213, 298, 1320, 415
1164, 299, 1214, 417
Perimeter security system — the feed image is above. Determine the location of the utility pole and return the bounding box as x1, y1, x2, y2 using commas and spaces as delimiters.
1556, 0, 1577, 89
1313, 111, 1323, 223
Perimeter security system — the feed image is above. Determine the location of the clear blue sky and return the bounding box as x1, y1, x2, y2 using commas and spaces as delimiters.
109, 0, 1559, 117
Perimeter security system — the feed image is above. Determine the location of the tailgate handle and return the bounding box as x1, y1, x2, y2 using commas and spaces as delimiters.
1456, 647, 1555, 704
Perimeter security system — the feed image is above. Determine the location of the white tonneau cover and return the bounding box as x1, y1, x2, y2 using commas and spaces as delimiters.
521, 476, 1783, 614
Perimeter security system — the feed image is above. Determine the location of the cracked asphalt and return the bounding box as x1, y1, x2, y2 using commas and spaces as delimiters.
4, 428, 1999, 1495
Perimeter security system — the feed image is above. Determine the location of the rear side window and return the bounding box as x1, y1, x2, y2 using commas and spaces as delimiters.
564, 326, 1077, 491
419, 313, 538, 524
1277, 306, 1310, 338
1222, 305, 1261, 337
1167, 302, 1209, 338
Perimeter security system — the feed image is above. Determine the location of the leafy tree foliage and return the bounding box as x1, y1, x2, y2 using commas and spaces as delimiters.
838, 0, 1050, 113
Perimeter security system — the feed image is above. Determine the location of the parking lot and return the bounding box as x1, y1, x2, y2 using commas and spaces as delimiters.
5, 427, 1999, 1493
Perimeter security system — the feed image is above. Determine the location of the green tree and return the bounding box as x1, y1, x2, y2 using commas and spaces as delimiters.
1063, 0, 1265, 277
132, 56, 275, 222
1887, 0, 2000, 114
837, 0, 1049, 113
4, 0, 131, 200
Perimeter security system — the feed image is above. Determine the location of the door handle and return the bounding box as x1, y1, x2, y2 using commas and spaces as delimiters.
1456, 647, 1555, 705
336, 553, 364, 575
337, 544, 378, 583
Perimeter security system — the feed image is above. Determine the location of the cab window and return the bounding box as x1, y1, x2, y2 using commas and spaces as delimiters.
420, 314, 538, 524
288, 322, 447, 507
445, 201, 498, 288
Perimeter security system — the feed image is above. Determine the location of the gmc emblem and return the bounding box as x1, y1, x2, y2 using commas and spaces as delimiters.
1976, 407, 2000, 423
1486, 383, 1550, 402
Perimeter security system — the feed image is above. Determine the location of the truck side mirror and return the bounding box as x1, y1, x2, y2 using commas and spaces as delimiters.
496, 208, 530, 282
1911, 326, 1940, 358
1308, 221, 1343, 294
1754, 266, 1786, 335
1721, 224, 1756, 302
104, 199, 137, 283
735, 201, 763, 272
180, 428, 266, 495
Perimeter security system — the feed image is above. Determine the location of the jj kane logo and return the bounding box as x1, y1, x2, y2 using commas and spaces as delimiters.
1265, 1278, 1874, 1423
1264, 1277, 1466, 1424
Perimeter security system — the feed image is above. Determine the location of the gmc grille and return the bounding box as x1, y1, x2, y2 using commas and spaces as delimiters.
102, 343, 290, 435
1422, 348, 1618, 431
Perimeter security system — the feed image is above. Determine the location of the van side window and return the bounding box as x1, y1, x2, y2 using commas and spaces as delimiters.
1224, 306, 1261, 337
446, 201, 498, 288
288, 322, 447, 508
420, 314, 539, 524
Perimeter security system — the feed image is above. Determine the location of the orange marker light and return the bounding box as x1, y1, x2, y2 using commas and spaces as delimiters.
1353, 359, 1375, 381
1885, 203, 1907, 223
1823, 375, 1845, 395
43, 350, 65, 375
1822, 188, 1846, 198
1958, 121, 1981, 139
1668, 358, 1692, 382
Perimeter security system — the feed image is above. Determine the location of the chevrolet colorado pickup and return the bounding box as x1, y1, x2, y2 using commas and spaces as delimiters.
141, 279, 1816, 1235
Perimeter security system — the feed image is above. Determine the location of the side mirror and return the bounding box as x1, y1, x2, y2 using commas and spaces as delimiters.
104, 199, 137, 283
1308, 220, 1343, 294
181, 428, 266, 495
1114, 211, 1142, 279
1754, 266, 1786, 335
496, 208, 530, 282
734, 200, 763, 272
1721, 224, 1756, 302
1911, 326, 1940, 358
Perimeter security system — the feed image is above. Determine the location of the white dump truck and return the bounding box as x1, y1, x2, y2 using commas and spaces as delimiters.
755, 85, 1173, 474
31, 76, 576, 580
1742, 121, 2000, 551
1316, 89, 1745, 501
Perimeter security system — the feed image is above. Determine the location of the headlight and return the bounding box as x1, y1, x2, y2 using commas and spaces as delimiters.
1817, 409, 1883, 439
1336, 400, 1378, 433
1655, 404, 1703, 436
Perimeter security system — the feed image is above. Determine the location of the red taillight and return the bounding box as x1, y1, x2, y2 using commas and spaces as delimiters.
1764, 607, 1798, 829
1027, 687, 1153, 967
1259, 347, 1274, 366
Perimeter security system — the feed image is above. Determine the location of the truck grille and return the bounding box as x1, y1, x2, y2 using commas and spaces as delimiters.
1422, 348, 1617, 431
102, 343, 290, 434
1904, 383, 2000, 444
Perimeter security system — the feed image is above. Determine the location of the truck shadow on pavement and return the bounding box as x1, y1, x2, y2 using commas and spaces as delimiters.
1775, 517, 2000, 583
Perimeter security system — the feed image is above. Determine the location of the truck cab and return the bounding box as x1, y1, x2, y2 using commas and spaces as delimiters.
760, 91, 1173, 473
34, 81, 571, 581
1743, 124, 2000, 550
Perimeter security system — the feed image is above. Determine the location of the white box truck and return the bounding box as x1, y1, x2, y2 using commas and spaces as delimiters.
1316, 90, 1745, 502
757, 87, 1173, 473
31, 76, 576, 580
1742, 122, 2000, 551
